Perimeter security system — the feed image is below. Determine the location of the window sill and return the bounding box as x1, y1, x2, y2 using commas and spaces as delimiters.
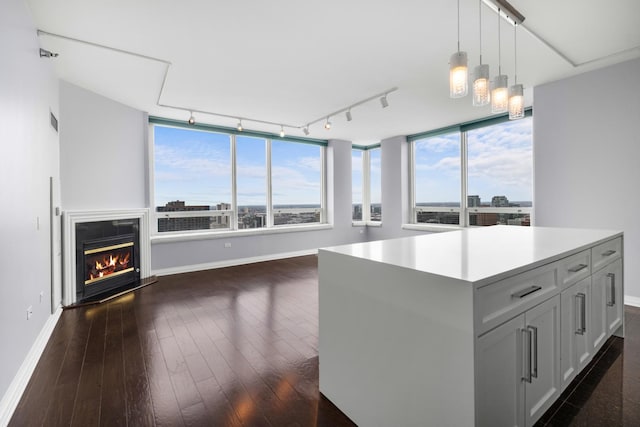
151, 223, 333, 244
402, 223, 461, 233
352, 221, 383, 227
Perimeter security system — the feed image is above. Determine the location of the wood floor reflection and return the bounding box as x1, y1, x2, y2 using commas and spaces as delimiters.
9, 255, 640, 426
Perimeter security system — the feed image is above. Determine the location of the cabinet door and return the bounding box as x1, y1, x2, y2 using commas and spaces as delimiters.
591, 259, 623, 352
591, 266, 608, 353
605, 259, 623, 335
524, 295, 561, 427
560, 278, 592, 390
476, 314, 526, 427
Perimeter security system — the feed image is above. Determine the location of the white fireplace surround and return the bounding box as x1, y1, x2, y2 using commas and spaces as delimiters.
62, 209, 151, 306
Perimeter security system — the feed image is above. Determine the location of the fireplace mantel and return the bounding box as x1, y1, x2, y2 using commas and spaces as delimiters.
62, 209, 151, 306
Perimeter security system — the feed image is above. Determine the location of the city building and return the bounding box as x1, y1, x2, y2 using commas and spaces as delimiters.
491, 195, 510, 207
468, 195, 481, 207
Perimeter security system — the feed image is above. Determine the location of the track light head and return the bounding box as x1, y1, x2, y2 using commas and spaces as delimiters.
303, 126, 310, 136
380, 95, 389, 108
39, 48, 58, 58
187, 112, 195, 125
324, 118, 332, 130
237, 120, 243, 131
346, 110, 353, 122
279, 125, 285, 138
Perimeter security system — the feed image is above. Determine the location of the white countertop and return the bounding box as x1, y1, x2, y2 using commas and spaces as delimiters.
321, 226, 622, 285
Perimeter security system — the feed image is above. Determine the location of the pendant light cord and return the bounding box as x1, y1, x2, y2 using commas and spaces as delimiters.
497, 8, 502, 74
457, 0, 461, 53
479, 0, 483, 64
513, 24, 518, 84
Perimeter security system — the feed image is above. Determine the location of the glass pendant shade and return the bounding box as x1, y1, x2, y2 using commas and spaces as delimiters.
449, 51, 468, 98
472, 64, 490, 106
491, 74, 509, 113
508, 83, 525, 120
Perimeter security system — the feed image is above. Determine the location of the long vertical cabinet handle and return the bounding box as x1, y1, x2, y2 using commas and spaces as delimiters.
607, 273, 616, 307
575, 293, 586, 335
522, 328, 532, 383
528, 325, 538, 379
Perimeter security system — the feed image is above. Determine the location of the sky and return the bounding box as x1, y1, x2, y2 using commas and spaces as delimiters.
155, 116, 532, 209
154, 126, 322, 207
414, 116, 533, 204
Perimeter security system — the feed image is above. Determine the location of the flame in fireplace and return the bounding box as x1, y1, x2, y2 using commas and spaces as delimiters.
92, 252, 131, 279
85, 243, 133, 285
87, 251, 132, 283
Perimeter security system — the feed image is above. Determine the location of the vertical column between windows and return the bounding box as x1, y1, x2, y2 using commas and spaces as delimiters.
363, 150, 371, 223
461, 131, 469, 227
266, 139, 273, 228
321, 146, 327, 224
231, 134, 238, 230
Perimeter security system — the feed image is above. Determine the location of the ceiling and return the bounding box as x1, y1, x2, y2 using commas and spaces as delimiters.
27, 0, 640, 145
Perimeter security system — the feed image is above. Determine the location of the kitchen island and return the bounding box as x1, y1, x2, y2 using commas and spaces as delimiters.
318, 226, 623, 427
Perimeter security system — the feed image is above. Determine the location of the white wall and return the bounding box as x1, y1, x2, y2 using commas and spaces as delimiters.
59, 81, 148, 210
368, 135, 429, 241
534, 58, 640, 303
0, 0, 60, 407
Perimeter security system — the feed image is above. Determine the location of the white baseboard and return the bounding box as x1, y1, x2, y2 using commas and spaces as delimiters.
152, 249, 319, 277
625, 295, 640, 308
0, 306, 63, 426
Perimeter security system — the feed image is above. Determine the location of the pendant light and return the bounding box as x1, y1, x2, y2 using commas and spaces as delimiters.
473, 0, 490, 106
508, 24, 525, 120
449, 0, 468, 98
491, 9, 508, 113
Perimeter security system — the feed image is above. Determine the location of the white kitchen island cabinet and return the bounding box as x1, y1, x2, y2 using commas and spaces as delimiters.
318, 226, 624, 427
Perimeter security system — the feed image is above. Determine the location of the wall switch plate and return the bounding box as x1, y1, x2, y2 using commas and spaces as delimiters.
27, 306, 33, 320
224, 242, 232, 248
40, 291, 44, 303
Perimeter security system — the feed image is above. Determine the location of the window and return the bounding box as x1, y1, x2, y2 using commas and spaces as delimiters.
271, 140, 322, 225
467, 119, 532, 226
236, 136, 267, 229
151, 120, 326, 234
154, 126, 232, 232
352, 149, 363, 221
352, 145, 382, 223
369, 148, 382, 222
410, 113, 532, 227
413, 131, 461, 225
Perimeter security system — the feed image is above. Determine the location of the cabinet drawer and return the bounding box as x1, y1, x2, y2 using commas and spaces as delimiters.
557, 249, 591, 290
476, 263, 559, 336
592, 237, 622, 272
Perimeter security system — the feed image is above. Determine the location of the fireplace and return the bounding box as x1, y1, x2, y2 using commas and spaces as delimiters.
63, 209, 150, 306
75, 218, 141, 302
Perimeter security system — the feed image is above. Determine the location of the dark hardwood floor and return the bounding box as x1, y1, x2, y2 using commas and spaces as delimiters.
9, 255, 640, 426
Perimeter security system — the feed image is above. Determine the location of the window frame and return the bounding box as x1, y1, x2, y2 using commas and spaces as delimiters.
149, 117, 327, 237
408, 110, 533, 229
352, 144, 381, 226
